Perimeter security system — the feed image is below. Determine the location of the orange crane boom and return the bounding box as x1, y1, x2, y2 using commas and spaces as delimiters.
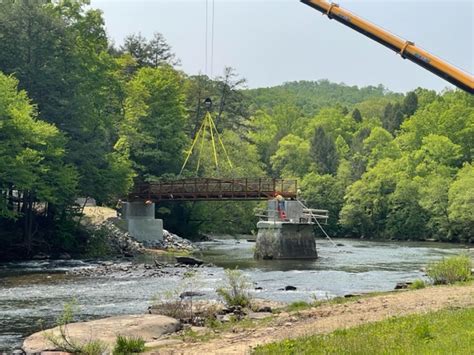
301, 0, 474, 94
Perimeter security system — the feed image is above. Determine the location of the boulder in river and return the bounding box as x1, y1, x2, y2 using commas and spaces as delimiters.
394, 281, 413, 290
22, 314, 181, 353
179, 291, 205, 299
175, 256, 204, 266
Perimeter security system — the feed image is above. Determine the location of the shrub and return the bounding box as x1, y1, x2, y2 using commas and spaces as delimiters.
409, 279, 426, 289
113, 335, 146, 355
152, 270, 202, 322
216, 268, 252, 308
427, 255, 472, 285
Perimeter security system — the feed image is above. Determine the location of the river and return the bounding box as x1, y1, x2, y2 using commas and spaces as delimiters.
0, 238, 470, 351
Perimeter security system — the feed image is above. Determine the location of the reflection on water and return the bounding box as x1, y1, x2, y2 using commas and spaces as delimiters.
0, 238, 471, 350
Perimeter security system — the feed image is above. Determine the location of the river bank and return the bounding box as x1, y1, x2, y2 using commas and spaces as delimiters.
153, 283, 474, 354
19, 282, 474, 354
1, 238, 472, 351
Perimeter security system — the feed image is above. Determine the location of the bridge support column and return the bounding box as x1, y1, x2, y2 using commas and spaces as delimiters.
122, 202, 163, 244
254, 221, 317, 260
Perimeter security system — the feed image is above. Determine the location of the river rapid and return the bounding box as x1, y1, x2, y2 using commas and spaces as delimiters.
0, 238, 470, 351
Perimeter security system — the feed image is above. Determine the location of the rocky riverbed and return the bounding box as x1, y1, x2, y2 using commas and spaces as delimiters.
67, 257, 213, 278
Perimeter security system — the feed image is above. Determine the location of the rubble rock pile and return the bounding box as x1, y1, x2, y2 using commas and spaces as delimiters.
91, 220, 145, 256
145, 229, 197, 252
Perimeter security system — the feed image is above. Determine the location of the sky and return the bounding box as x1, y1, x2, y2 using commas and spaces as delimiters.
91, 0, 473, 93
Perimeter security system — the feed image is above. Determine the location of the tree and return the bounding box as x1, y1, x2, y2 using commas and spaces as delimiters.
123, 66, 187, 180
0, 73, 78, 252
310, 126, 339, 175
249, 104, 304, 175
351, 108, 362, 123
448, 164, 474, 242
363, 127, 400, 168
340, 159, 401, 237
270, 134, 311, 178
301, 172, 345, 235
397, 91, 473, 162
385, 179, 428, 240
120, 32, 179, 68
0, 0, 134, 203
349, 127, 371, 180
402, 91, 418, 116
382, 102, 404, 135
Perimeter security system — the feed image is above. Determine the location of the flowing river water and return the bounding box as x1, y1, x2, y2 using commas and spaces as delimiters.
0, 238, 471, 351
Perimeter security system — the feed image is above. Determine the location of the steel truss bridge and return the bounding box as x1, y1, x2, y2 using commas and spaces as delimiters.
128, 178, 297, 202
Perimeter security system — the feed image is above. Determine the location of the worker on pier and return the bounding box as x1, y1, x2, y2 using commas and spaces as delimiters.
275, 194, 287, 220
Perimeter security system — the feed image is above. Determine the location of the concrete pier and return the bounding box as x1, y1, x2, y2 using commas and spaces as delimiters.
254, 221, 317, 259
254, 200, 318, 260
122, 202, 163, 243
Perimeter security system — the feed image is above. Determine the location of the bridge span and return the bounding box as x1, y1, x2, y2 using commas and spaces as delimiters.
128, 178, 297, 202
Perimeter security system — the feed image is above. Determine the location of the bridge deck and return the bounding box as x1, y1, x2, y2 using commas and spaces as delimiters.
129, 178, 297, 202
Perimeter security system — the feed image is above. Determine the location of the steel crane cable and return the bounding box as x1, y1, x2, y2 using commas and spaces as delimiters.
204, 0, 216, 77
210, 0, 215, 77
205, 0, 208, 74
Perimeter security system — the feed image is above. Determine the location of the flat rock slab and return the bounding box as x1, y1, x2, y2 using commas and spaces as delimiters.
23, 314, 181, 354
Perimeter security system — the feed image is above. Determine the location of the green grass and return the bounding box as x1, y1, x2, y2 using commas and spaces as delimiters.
113, 335, 146, 354
427, 254, 472, 285
409, 279, 426, 290
253, 307, 474, 355
286, 301, 312, 312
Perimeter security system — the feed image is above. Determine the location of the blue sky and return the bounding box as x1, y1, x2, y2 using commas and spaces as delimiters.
91, 0, 473, 93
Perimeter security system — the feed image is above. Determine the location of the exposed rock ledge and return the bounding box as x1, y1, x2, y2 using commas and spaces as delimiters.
22, 314, 181, 354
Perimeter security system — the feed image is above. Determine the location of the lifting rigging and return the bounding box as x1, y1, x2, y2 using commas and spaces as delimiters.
179, 98, 233, 175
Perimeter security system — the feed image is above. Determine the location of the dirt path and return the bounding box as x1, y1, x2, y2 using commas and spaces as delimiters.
153, 284, 474, 355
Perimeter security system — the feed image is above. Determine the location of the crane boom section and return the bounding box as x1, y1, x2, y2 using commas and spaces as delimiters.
301, 0, 474, 94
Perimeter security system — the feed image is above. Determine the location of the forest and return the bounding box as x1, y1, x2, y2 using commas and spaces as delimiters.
0, 1, 472, 259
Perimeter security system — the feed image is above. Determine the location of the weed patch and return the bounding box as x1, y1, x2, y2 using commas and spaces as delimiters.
427, 254, 472, 285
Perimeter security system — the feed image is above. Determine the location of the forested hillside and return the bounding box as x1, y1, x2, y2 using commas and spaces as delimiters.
0, 1, 472, 259
247, 80, 402, 116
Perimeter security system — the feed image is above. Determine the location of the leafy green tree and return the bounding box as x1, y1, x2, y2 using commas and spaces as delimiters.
335, 135, 350, 161
123, 66, 187, 180
413, 135, 462, 176
307, 107, 355, 142
349, 127, 371, 180
402, 91, 418, 116
0, 73, 78, 252
354, 97, 398, 121
0, 0, 134, 203
448, 164, 474, 242
270, 134, 311, 178
397, 91, 473, 161
310, 126, 339, 175
351, 108, 362, 123
120, 32, 179, 68
414, 88, 437, 109
363, 127, 400, 168
382, 102, 404, 135
301, 172, 345, 235
385, 179, 428, 240
249, 104, 304, 175
340, 159, 401, 237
